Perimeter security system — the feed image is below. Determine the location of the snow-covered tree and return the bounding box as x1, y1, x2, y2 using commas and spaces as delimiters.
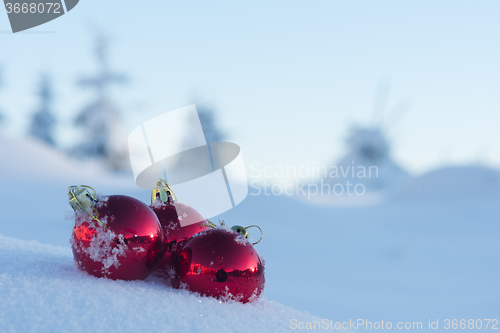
330, 126, 410, 191
72, 33, 128, 171
29, 74, 56, 145
322, 84, 411, 192
197, 105, 225, 143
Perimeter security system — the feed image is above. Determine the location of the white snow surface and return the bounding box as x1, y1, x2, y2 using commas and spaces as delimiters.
0, 235, 330, 333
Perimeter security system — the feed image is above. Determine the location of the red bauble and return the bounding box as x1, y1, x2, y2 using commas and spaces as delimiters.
70, 194, 164, 280
151, 200, 210, 279
173, 228, 265, 303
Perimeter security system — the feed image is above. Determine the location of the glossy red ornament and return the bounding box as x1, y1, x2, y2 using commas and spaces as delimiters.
69, 186, 164, 280
149, 180, 210, 279
173, 227, 265, 303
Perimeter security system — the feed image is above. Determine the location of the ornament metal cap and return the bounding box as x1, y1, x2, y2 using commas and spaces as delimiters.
68, 185, 94, 212
151, 179, 177, 204
67, 185, 106, 228
204, 220, 264, 245
231, 225, 249, 238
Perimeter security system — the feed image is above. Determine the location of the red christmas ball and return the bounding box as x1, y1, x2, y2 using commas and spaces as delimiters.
70, 189, 164, 280
150, 200, 210, 279
173, 227, 265, 303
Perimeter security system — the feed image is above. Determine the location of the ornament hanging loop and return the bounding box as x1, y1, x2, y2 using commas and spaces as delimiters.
152, 179, 177, 204
244, 225, 263, 245
202, 219, 217, 229
208, 220, 264, 245
68, 185, 107, 228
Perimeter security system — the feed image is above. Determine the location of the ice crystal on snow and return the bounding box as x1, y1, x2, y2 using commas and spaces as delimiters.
99, 215, 109, 226
215, 224, 234, 233
151, 199, 166, 209
74, 209, 92, 227
234, 234, 248, 246
95, 194, 109, 208
64, 208, 75, 221
220, 286, 244, 303
166, 220, 177, 231
87, 230, 128, 274
167, 267, 176, 280
248, 288, 261, 303
71, 211, 128, 275
132, 246, 145, 253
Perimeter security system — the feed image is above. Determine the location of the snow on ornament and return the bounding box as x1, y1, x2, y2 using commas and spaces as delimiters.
172, 221, 265, 303
68, 185, 164, 280
149, 179, 210, 281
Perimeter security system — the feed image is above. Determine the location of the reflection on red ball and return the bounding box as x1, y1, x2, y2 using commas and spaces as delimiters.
173, 228, 265, 303
150, 200, 210, 279
71, 195, 164, 280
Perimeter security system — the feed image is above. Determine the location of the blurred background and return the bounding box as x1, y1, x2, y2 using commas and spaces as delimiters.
1, 1, 499, 331
1, 0, 499, 174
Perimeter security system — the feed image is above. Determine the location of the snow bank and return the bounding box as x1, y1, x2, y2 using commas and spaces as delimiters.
0, 235, 340, 333
0, 134, 132, 186
390, 165, 500, 201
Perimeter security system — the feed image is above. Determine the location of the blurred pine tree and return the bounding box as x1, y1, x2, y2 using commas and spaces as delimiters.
29, 74, 57, 146
72, 32, 128, 171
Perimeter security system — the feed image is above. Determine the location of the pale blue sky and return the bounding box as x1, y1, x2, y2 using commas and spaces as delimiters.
0, 0, 499, 175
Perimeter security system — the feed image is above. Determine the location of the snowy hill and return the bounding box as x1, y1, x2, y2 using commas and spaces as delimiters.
0, 135, 135, 247
391, 165, 500, 201
0, 134, 131, 184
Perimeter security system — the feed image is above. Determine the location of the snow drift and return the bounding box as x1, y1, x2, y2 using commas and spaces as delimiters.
0, 235, 339, 333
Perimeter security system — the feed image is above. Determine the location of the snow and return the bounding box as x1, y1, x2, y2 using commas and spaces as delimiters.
234, 234, 250, 246
1, 134, 499, 332
390, 165, 500, 201
71, 215, 128, 274
0, 135, 343, 332
0, 235, 329, 333
151, 198, 167, 209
